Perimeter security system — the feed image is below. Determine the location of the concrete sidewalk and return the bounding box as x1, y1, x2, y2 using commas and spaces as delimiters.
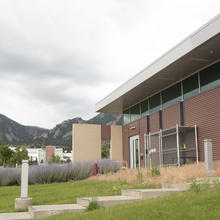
0, 187, 187, 219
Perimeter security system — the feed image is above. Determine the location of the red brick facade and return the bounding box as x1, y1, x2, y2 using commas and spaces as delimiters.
162, 104, 180, 129
184, 87, 220, 161
122, 86, 220, 166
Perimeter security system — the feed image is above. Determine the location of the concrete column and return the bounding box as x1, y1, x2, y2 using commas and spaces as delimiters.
15, 160, 32, 209
21, 160, 29, 198
204, 139, 213, 171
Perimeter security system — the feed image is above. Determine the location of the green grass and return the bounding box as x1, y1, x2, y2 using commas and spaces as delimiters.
0, 180, 154, 213
43, 189, 220, 220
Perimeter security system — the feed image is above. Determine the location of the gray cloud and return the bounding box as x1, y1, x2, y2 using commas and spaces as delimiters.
0, 0, 219, 128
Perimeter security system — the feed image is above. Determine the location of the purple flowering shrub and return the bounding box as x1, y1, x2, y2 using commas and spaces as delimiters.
0, 168, 20, 186
0, 159, 122, 186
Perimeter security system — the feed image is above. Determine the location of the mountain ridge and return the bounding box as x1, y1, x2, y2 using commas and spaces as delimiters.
0, 113, 122, 149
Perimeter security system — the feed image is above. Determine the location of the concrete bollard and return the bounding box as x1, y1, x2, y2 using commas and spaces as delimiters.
204, 139, 213, 171
15, 160, 33, 210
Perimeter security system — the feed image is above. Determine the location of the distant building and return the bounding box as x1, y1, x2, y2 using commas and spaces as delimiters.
45, 146, 64, 162
27, 148, 45, 163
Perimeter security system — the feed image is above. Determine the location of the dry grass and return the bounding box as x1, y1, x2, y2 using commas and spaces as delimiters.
88, 161, 220, 186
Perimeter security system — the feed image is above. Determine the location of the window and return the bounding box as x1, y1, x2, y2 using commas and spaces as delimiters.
183, 73, 199, 99
149, 93, 161, 114
200, 62, 220, 92
123, 109, 130, 125
140, 99, 149, 117
162, 83, 181, 108
130, 104, 140, 122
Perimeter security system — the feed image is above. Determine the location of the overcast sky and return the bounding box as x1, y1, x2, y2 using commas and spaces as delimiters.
0, 0, 219, 129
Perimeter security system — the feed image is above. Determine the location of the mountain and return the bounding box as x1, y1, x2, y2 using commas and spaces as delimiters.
0, 113, 48, 144
0, 113, 122, 150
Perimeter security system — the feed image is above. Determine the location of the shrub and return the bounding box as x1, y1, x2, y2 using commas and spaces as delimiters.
0, 168, 20, 186
87, 200, 100, 211
151, 167, 160, 176
97, 159, 123, 174
0, 159, 123, 186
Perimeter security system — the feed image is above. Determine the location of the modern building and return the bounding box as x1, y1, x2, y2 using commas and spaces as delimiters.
95, 14, 220, 168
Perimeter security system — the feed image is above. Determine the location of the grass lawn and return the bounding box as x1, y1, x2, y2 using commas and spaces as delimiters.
0, 180, 154, 213
43, 189, 220, 220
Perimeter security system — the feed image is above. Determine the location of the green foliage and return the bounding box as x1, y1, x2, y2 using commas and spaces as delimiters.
190, 179, 211, 192
0, 135, 14, 167
150, 167, 160, 176
136, 169, 143, 184
101, 140, 110, 159
190, 180, 201, 192
11, 146, 29, 166
42, 187, 220, 220
213, 179, 220, 190
50, 153, 60, 163
86, 200, 100, 211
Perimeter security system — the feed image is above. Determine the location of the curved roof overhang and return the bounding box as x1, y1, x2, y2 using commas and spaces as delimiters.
95, 14, 220, 114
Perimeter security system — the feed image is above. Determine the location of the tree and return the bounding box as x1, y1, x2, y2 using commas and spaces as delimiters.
0, 134, 14, 167
11, 146, 29, 166
0, 145, 14, 167
101, 140, 110, 159
50, 153, 60, 163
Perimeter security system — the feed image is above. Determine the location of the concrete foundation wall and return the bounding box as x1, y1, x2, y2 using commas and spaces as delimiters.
110, 125, 123, 161
72, 124, 101, 162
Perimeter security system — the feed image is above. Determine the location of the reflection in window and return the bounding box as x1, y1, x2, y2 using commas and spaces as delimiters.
200, 62, 220, 92
123, 109, 130, 125
141, 99, 149, 117
149, 93, 161, 114
130, 104, 140, 122
183, 73, 199, 99
162, 83, 181, 108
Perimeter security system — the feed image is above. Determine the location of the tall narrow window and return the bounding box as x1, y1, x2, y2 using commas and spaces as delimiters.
183, 73, 199, 99
200, 62, 220, 92
130, 104, 140, 122
162, 83, 181, 108
123, 109, 130, 125
140, 99, 149, 117
149, 93, 161, 114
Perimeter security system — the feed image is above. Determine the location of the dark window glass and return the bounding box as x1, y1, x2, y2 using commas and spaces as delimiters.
123, 109, 130, 125
183, 73, 199, 99
149, 93, 161, 114
200, 62, 220, 91
130, 104, 140, 122
162, 83, 181, 108
140, 99, 148, 116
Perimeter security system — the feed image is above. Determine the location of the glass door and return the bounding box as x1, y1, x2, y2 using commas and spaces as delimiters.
129, 135, 140, 168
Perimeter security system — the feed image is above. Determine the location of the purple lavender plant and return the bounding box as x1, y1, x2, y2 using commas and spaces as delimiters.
0, 168, 20, 186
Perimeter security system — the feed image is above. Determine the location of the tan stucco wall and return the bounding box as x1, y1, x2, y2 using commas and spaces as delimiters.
110, 125, 123, 161
72, 124, 101, 162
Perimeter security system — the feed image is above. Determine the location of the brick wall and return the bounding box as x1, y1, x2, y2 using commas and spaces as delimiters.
184, 86, 220, 161
45, 146, 55, 162
162, 104, 180, 129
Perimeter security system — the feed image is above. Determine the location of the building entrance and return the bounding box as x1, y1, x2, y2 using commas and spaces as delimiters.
129, 135, 140, 168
